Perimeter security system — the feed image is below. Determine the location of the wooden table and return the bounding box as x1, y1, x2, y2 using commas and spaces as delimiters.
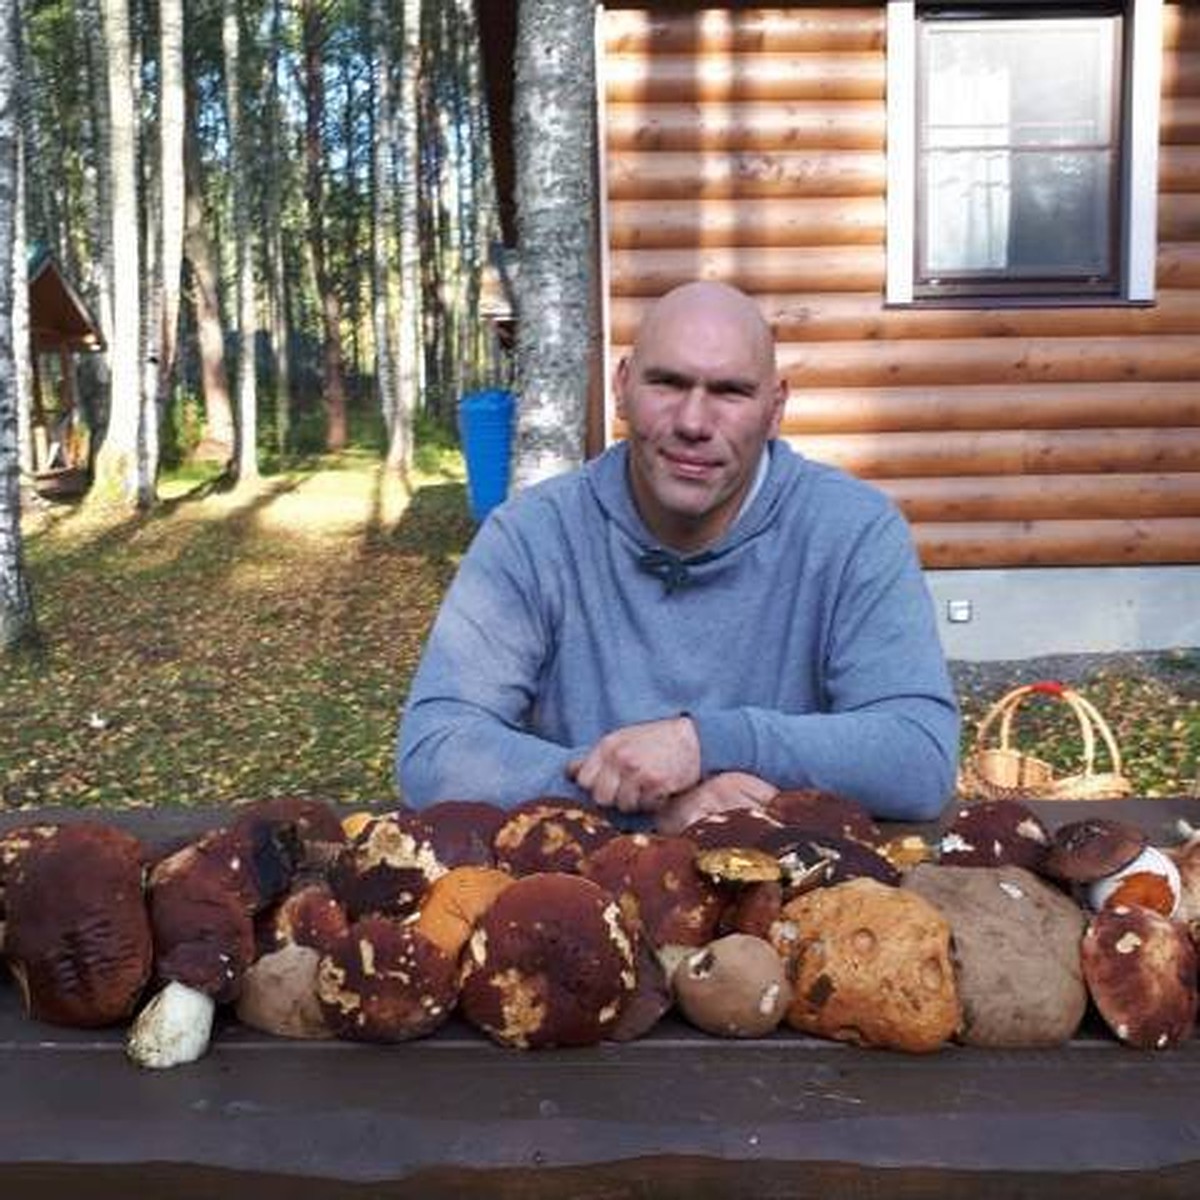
1, 799, 1198, 1199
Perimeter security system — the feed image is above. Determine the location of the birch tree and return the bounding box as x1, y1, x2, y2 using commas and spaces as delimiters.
155, 0, 185, 462
265, 0, 292, 455
511, 0, 596, 490
224, 0, 258, 483
1, 0, 38, 652
392, 0, 421, 470
90, 0, 141, 505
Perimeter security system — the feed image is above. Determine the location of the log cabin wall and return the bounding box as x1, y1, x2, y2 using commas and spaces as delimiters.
599, 2, 1200, 570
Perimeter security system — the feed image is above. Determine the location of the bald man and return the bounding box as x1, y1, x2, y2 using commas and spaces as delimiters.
397, 281, 959, 829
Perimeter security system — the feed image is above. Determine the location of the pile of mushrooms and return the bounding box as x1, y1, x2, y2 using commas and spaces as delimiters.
0, 788, 1197, 1065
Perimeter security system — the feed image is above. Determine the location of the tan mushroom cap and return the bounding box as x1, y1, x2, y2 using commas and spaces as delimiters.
673, 933, 792, 1038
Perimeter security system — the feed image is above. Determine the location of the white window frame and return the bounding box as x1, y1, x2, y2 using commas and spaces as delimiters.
886, 0, 1163, 305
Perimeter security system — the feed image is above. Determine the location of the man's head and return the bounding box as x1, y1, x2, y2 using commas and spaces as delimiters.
614, 281, 787, 553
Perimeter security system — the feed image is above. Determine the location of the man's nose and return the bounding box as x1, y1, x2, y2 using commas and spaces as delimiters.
675, 385, 714, 437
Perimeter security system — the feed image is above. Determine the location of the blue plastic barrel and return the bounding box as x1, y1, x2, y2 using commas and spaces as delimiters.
458, 389, 515, 521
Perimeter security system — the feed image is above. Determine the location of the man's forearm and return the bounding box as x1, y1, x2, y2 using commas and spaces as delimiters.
689, 701, 959, 821
396, 699, 586, 809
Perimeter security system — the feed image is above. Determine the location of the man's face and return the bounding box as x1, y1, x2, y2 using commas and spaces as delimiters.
615, 298, 786, 553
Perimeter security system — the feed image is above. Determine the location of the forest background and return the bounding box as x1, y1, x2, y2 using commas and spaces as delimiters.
0, 0, 1197, 812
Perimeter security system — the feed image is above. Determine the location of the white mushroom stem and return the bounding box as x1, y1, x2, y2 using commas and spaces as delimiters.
126, 981, 216, 1069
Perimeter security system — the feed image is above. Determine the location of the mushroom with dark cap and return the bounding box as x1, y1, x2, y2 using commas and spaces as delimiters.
680, 808, 787, 852
1042, 818, 1147, 884
317, 916, 458, 1042
459, 873, 636, 1049
1081, 903, 1197, 1049
767, 789, 882, 845
4, 822, 152, 1028
329, 810, 448, 920
581, 833, 724, 948
422, 800, 508, 867
673, 933, 792, 1038
937, 799, 1051, 872
492, 798, 617, 876
777, 833, 900, 892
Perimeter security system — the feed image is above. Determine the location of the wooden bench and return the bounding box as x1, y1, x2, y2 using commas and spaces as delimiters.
2, 799, 1198, 1199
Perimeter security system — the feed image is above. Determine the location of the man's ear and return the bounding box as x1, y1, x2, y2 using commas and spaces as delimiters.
614, 355, 632, 421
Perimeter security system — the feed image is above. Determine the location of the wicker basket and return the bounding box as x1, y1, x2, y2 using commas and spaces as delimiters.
958, 680, 1134, 801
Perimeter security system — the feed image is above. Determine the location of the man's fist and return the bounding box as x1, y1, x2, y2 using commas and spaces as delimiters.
567, 716, 701, 813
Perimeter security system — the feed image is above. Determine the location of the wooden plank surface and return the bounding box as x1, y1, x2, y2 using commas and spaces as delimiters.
0, 800, 1199, 1198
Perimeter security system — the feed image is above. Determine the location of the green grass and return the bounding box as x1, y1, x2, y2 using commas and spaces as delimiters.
3, 453, 1198, 811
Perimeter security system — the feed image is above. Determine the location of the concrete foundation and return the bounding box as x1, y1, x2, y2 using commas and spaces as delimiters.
925, 565, 1200, 662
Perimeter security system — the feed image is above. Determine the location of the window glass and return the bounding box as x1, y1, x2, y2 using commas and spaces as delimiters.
917, 14, 1120, 292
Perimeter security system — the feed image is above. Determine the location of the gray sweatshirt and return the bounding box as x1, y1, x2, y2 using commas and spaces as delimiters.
397, 440, 959, 821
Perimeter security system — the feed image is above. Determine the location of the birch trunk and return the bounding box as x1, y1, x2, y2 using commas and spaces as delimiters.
90, 0, 141, 505
371, 0, 401, 468
511, 0, 596, 489
393, 0, 421, 471
156, 0, 184, 459
224, 0, 258, 483
266, 0, 291, 455
13, 118, 31, 478
0, 0, 38, 651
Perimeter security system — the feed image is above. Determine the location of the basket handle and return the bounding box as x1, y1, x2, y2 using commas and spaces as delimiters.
973, 681, 1099, 773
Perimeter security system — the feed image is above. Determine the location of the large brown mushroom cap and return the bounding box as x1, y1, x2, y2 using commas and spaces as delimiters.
422, 800, 508, 868
329, 811, 448, 920
5, 822, 152, 1028
230, 797, 347, 871
767, 789, 882, 845
257, 880, 351, 957
673, 933, 793, 1038
459, 873, 636, 1049
581, 833, 724, 948
680, 808, 787, 851
149, 869, 256, 1003
1081, 904, 1198, 1049
903, 863, 1088, 1047
1043, 819, 1148, 884
937, 800, 1051, 871
773, 877, 960, 1053
317, 917, 457, 1042
492, 799, 617, 876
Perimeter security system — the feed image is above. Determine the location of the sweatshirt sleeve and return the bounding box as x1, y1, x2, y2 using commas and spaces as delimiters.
395, 510, 587, 809
687, 509, 960, 821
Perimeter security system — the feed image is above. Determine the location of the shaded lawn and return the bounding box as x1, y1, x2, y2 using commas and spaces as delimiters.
3, 454, 1199, 810
2, 455, 474, 811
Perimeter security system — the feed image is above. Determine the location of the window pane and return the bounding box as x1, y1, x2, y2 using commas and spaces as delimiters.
918, 13, 1119, 286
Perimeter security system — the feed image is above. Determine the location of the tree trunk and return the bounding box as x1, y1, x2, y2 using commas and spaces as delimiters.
0, 0, 38, 652
266, 0, 291, 457
511, 0, 597, 490
183, 113, 234, 463
393, 0, 421, 471
90, 0, 141, 506
224, 0, 258, 483
13, 117, 31, 478
371, 0, 401, 469
156, 0, 185, 461
302, 0, 347, 452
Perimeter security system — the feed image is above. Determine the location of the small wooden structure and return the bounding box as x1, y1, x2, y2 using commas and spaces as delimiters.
27, 245, 104, 495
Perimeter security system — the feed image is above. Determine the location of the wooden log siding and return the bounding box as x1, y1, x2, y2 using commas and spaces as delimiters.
601, 3, 1200, 568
